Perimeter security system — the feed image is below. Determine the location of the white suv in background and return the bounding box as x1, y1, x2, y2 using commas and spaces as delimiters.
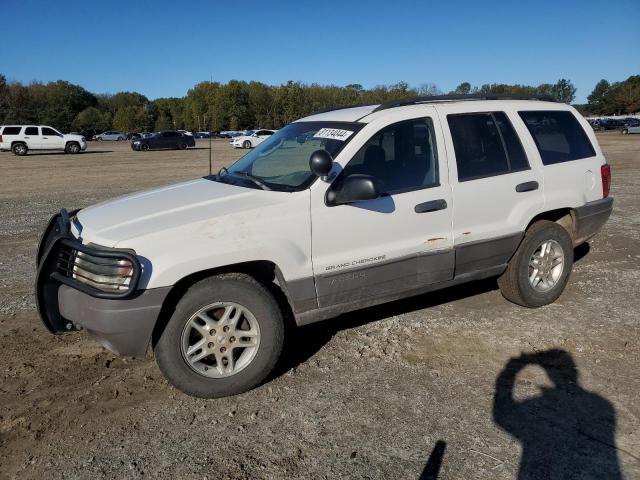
0, 125, 87, 155
36, 95, 612, 398
232, 129, 277, 148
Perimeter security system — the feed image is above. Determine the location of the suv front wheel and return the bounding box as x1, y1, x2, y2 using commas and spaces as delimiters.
498, 220, 574, 307
65, 142, 81, 154
155, 274, 284, 398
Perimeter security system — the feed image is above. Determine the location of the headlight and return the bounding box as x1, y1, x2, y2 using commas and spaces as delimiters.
72, 250, 135, 293
134, 141, 140, 145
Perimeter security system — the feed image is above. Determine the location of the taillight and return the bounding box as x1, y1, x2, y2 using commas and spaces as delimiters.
601, 164, 611, 198
0, 135, 3, 143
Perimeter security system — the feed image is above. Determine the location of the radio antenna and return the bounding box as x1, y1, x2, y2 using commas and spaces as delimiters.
208, 114, 212, 176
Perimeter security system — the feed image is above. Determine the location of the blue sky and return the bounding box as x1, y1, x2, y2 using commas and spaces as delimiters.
1, 0, 638, 103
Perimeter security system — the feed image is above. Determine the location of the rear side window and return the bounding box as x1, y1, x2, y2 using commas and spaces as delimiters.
2, 127, 21, 135
518, 111, 595, 165
448, 112, 529, 181
25, 127, 38, 135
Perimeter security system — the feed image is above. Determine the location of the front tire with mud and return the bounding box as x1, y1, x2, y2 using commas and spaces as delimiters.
154, 274, 284, 398
498, 220, 574, 308
65, 142, 81, 154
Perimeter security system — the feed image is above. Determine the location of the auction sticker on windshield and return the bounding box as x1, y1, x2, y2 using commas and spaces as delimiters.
313, 128, 354, 141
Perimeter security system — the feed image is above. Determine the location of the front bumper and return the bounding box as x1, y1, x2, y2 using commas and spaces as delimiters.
58, 285, 169, 356
574, 197, 614, 245
35, 209, 170, 356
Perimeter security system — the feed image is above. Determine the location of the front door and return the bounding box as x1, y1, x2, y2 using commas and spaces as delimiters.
310, 106, 454, 308
39, 127, 65, 150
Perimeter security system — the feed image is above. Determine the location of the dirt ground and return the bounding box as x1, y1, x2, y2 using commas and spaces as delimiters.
0, 135, 638, 479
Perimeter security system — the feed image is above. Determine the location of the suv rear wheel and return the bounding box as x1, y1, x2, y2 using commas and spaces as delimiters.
498, 220, 574, 307
154, 274, 284, 398
12, 143, 28, 156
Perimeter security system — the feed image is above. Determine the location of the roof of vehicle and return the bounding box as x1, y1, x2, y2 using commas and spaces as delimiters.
296, 94, 564, 124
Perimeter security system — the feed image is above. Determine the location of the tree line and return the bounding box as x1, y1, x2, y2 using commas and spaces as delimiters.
0, 73, 637, 133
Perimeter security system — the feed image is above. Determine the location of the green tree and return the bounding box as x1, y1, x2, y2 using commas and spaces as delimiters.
112, 105, 150, 132
587, 80, 611, 108
38, 81, 97, 131
154, 112, 173, 131
551, 79, 576, 104
73, 107, 111, 130
452, 82, 472, 95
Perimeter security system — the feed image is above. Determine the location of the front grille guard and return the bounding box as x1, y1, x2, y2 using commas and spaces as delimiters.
35, 209, 141, 333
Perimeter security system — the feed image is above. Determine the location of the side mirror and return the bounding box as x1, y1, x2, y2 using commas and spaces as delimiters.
326, 174, 380, 206
309, 149, 333, 177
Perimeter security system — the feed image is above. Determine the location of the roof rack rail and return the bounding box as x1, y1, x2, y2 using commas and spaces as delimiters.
372, 93, 557, 113
308, 103, 371, 116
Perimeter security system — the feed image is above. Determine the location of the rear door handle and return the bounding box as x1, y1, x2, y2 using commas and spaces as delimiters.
415, 199, 447, 213
515, 181, 539, 192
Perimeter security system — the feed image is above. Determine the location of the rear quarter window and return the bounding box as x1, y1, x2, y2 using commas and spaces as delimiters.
2, 127, 22, 135
518, 111, 595, 165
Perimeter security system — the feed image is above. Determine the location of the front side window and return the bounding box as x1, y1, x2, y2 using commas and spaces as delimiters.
448, 112, 529, 181
519, 110, 595, 165
216, 121, 364, 191
42, 127, 59, 136
340, 118, 439, 194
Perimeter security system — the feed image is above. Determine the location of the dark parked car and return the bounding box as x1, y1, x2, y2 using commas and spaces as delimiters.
131, 131, 196, 151
594, 119, 626, 131
78, 129, 101, 140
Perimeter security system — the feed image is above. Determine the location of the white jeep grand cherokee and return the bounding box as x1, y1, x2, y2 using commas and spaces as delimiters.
36, 95, 613, 398
0, 125, 87, 155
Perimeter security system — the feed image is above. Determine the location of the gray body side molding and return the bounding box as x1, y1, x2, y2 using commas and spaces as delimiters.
293, 233, 523, 326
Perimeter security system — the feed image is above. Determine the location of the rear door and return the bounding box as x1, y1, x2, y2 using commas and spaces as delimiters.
310, 106, 454, 308
23, 126, 40, 148
437, 105, 544, 276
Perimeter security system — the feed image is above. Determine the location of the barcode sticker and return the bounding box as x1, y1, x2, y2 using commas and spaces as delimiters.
313, 128, 354, 141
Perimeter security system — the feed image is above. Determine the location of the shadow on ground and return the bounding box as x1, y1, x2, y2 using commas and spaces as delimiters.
492, 349, 622, 479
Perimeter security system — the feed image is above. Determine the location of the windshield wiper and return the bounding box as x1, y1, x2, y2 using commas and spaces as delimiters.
231, 171, 272, 191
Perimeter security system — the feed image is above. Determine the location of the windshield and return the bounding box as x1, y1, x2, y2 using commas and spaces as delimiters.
218, 121, 364, 191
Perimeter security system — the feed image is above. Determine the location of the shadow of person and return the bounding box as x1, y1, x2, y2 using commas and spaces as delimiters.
493, 349, 622, 479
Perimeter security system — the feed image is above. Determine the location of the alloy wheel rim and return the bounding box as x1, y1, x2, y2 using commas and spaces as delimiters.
528, 239, 564, 292
180, 302, 260, 378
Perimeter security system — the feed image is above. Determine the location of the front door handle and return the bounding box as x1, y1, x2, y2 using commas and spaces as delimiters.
515, 181, 539, 192
415, 199, 447, 213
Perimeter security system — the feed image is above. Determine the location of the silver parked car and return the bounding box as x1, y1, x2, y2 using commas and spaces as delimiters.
95, 131, 127, 141
621, 123, 640, 135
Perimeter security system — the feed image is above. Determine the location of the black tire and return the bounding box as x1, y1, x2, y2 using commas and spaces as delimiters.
12, 143, 28, 156
179, 142, 187, 150
154, 274, 284, 398
243, 140, 251, 149
141, 143, 150, 151
65, 142, 80, 154
117, 136, 124, 141
498, 220, 574, 308
622, 129, 628, 135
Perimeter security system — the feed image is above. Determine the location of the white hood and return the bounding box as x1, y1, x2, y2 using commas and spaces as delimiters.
76, 178, 288, 247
